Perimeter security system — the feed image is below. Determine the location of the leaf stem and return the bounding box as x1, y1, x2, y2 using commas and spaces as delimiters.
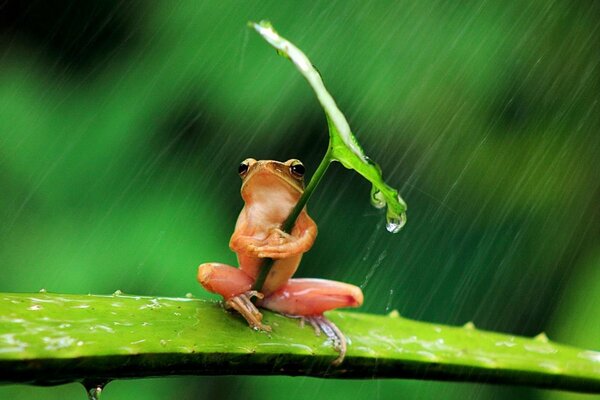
252, 148, 333, 291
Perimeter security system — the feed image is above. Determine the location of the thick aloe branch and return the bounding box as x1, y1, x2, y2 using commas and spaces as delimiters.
1, 293, 599, 393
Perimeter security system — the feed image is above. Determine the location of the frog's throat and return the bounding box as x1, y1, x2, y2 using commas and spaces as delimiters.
241, 170, 304, 195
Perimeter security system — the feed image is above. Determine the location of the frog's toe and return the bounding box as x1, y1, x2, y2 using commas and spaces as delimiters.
304, 315, 346, 366
225, 291, 271, 332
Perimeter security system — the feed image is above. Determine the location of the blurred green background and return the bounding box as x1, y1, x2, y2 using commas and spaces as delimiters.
0, 1, 598, 399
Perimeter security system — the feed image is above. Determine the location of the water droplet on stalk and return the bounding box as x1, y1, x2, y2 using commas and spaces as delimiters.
463, 321, 476, 330
534, 332, 549, 343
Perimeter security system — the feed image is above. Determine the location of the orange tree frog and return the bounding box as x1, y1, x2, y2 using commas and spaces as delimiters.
197, 158, 363, 364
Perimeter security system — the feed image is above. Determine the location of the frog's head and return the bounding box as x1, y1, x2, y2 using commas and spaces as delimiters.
238, 159, 305, 203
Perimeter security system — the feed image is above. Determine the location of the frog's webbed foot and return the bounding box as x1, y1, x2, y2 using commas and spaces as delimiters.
225, 291, 272, 332
303, 315, 347, 366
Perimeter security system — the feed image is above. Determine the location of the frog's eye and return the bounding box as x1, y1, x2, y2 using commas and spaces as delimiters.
289, 160, 305, 178
239, 158, 256, 177
238, 162, 250, 176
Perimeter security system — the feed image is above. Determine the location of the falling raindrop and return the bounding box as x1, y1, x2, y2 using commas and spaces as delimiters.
384, 289, 394, 313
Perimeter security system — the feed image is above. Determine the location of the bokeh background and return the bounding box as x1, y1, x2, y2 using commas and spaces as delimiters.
1, 1, 598, 399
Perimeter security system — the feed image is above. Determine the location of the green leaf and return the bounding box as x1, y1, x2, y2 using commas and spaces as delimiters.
1, 292, 599, 394
251, 20, 407, 233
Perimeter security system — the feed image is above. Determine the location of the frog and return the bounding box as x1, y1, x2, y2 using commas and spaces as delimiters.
197, 158, 364, 365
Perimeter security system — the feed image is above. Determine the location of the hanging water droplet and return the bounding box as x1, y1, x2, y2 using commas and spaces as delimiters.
386, 211, 407, 233
82, 381, 108, 400
88, 386, 102, 400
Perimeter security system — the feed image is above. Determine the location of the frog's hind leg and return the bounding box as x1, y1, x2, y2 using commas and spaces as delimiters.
304, 315, 347, 366
259, 278, 364, 365
197, 262, 253, 298
197, 263, 271, 331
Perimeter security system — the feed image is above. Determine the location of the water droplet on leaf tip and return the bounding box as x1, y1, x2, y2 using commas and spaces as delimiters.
385, 212, 407, 233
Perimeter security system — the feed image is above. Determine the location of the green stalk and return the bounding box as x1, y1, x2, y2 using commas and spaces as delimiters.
252, 148, 333, 291
1, 292, 599, 393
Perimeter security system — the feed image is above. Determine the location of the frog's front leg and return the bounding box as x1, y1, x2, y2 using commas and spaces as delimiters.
259, 278, 364, 365
250, 212, 317, 259
197, 263, 271, 331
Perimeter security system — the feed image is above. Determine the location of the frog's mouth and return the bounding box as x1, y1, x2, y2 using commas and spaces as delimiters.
242, 166, 304, 197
